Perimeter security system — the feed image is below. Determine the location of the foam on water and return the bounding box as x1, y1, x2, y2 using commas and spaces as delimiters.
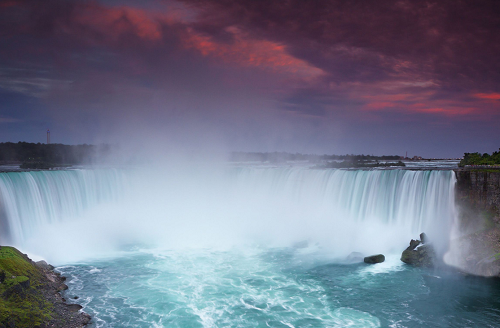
57, 247, 386, 328
57, 245, 500, 327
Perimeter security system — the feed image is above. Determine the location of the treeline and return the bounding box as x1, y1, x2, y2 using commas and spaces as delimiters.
229, 151, 401, 163
0, 142, 110, 167
459, 148, 500, 167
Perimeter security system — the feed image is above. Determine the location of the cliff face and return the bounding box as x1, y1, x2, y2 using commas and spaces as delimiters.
455, 169, 500, 222
452, 169, 500, 277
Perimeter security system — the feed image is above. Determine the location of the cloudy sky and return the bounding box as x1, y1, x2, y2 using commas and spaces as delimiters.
0, 0, 499, 157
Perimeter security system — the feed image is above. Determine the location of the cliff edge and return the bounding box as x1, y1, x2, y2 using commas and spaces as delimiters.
452, 169, 500, 277
0, 246, 90, 328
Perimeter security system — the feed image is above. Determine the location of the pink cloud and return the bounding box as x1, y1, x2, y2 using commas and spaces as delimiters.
475, 93, 500, 101
181, 26, 325, 80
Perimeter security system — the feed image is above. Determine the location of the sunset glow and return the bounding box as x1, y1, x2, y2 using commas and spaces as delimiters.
0, 0, 498, 157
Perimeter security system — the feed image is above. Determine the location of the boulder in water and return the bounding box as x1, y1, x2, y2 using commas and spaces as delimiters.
66, 304, 83, 313
401, 233, 436, 267
364, 254, 385, 264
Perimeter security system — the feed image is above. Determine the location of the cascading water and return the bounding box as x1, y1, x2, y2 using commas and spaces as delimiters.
0, 167, 456, 258
4, 166, 495, 328
230, 167, 456, 254
0, 169, 124, 245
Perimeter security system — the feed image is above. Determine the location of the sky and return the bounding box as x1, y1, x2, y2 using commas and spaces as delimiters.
0, 0, 499, 158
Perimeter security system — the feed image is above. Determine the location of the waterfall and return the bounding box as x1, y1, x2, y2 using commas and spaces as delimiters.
0, 167, 456, 262
0, 169, 124, 244
233, 168, 455, 232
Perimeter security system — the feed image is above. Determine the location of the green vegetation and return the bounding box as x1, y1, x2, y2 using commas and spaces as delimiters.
0, 247, 53, 327
459, 148, 500, 167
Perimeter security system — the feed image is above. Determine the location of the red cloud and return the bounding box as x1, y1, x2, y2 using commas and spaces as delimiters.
182, 26, 324, 79
0, 1, 18, 8
74, 5, 163, 41
362, 94, 476, 117
474, 93, 500, 100
52, 2, 325, 80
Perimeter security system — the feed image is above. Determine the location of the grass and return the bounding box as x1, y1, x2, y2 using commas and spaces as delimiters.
0, 246, 53, 327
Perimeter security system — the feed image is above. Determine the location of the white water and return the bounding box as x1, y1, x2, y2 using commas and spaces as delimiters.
3, 167, 484, 328
0, 169, 124, 245
0, 167, 456, 264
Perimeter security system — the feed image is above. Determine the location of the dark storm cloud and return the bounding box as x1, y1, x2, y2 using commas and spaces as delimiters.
0, 0, 498, 156
183, 0, 500, 83
181, 0, 500, 116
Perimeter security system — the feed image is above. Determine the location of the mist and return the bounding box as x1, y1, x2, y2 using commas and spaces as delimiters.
2, 162, 455, 265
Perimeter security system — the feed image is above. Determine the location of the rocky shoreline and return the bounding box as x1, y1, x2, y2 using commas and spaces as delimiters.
35, 261, 91, 328
0, 246, 90, 328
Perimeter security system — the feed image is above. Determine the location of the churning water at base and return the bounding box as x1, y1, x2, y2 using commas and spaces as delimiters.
1, 166, 499, 327
58, 246, 500, 328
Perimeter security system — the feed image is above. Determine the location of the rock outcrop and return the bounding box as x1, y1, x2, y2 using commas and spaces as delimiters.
400, 233, 436, 267
452, 169, 500, 277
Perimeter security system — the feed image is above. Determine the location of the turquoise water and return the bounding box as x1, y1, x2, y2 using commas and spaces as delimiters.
58, 247, 500, 328
1, 167, 499, 327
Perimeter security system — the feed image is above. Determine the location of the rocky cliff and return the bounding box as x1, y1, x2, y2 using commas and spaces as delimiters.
0, 246, 90, 327
452, 169, 500, 277
455, 169, 500, 222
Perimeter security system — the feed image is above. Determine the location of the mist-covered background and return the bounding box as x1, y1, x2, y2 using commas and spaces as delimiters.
1, 0, 499, 158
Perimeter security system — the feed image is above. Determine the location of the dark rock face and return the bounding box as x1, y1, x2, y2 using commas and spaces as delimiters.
364, 254, 385, 264
39, 267, 91, 327
401, 246, 436, 267
407, 239, 421, 250
452, 169, 500, 277
401, 233, 436, 267
455, 169, 500, 223
67, 304, 83, 313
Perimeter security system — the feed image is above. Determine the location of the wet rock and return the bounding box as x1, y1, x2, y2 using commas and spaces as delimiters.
67, 304, 83, 313
401, 233, 436, 267
345, 252, 365, 263
406, 239, 421, 251
364, 254, 385, 264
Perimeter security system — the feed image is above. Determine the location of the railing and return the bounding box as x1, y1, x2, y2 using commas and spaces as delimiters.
463, 165, 500, 169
